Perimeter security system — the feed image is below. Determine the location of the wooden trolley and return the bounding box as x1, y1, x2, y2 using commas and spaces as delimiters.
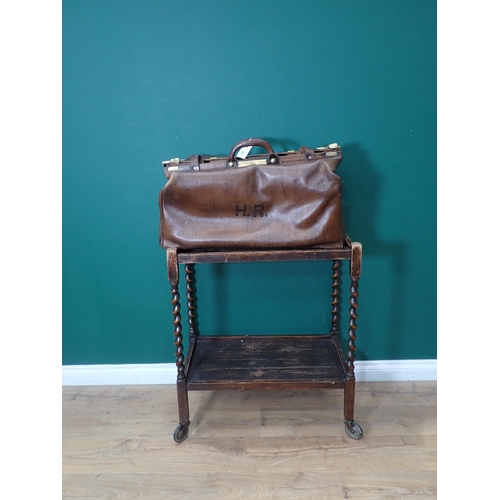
165, 237, 363, 443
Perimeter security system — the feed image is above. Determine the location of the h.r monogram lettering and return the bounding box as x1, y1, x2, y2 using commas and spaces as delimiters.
235, 204, 267, 217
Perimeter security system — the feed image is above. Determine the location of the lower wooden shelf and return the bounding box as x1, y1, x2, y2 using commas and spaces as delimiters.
185, 335, 349, 391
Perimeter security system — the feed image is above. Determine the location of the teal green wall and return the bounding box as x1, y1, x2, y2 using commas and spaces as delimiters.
63, 0, 436, 364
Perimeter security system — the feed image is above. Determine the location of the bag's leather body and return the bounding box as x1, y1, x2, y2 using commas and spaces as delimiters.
159, 139, 346, 250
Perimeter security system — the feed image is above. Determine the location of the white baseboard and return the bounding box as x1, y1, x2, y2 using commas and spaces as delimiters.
354, 360, 436, 382
61, 363, 178, 386
62, 359, 436, 386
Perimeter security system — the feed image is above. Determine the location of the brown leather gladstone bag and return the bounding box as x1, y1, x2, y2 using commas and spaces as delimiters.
159, 138, 346, 250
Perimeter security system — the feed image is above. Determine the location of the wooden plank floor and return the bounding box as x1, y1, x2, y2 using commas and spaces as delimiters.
62, 381, 436, 499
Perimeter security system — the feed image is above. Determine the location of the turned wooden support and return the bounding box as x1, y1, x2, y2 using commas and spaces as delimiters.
171, 283, 185, 381
350, 241, 362, 280
347, 242, 362, 378
185, 264, 197, 341
347, 278, 359, 378
344, 378, 356, 421
330, 260, 340, 335
167, 248, 179, 285
167, 249, 185, 381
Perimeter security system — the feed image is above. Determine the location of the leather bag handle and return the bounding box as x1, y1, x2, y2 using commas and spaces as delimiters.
226, 138, 280, 168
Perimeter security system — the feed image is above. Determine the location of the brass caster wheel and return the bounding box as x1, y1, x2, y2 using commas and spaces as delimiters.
344, 420, 363, 440
173, 423, 189, 443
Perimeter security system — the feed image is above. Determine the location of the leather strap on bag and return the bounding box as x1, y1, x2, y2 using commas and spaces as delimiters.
298, 145, 315, 161
188, 155, 202, 171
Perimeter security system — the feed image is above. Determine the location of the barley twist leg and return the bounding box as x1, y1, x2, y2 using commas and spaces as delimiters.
346, 278, 359, 378
331, 260, 340, 335
185, 264, 197, 341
